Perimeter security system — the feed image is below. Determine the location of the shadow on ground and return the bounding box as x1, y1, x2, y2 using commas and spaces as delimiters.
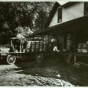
14, 57, 88, 86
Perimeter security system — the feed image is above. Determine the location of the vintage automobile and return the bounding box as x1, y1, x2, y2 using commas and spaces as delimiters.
0, 37, 44, 65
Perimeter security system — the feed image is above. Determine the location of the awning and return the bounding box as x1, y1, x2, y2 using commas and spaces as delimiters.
32, 15, 88, 36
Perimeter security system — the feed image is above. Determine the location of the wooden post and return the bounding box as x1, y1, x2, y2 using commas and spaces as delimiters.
74, 23, 76, 65
19, 40, 21, 52
39, 36, 40, 51
30, 37, 32, 52
74, 56, 77, 65
56, 29, 58, 46
47, 34, 49, 51
32, 37, 34, 52
74, 24, 76, 52
34, 41, 36, 52
64, 33, 66, 49
42, 34, 44, 51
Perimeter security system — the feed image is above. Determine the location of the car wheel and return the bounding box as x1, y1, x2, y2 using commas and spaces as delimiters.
35, 54, 43, 63
6, 55, 16, 65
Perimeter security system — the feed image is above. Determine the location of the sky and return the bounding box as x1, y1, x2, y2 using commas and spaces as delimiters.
57, 1, 68, 5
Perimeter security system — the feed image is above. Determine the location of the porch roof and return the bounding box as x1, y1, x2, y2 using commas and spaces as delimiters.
32, 15, 88, 35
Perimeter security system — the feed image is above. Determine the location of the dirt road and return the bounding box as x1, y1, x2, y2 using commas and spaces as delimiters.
0, 58, 88, 86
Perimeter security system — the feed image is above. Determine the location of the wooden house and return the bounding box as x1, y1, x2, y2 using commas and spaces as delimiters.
33, 2, 88, 65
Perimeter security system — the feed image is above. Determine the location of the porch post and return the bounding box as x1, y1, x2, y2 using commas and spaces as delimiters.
42, 34, 44, 51
56, 29, 58, 45
74, 23, 76, 64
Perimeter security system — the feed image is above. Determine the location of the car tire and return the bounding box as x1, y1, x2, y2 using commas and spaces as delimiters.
35, 54, 43, 63
6, 55, 16, 65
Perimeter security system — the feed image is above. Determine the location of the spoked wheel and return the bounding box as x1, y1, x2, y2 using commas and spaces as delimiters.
64, 52, 74, 65
6, 55, 16, 65
35, 54, 43, 63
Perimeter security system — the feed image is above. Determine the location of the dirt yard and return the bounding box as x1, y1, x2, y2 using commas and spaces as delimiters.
0, 57, 88, 86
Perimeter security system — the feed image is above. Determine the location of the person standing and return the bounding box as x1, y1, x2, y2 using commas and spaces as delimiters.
51, 37, 61, 60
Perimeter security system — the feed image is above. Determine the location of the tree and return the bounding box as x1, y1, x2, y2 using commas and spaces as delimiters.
0, 2, 54, 40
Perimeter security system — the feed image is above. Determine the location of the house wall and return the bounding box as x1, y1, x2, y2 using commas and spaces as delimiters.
62, 2, 84, 22
49, 9, 58, 27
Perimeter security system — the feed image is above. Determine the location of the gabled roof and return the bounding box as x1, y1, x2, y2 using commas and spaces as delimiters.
44, 2, 61, 28
62, 2, 79, 7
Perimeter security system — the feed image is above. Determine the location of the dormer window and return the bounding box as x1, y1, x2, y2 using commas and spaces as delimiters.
58, 8, 62, 23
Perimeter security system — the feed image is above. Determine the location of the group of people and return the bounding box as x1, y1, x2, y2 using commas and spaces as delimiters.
46, 37, 62, 60
48, 37, 61, 52
51, 37, 61, 52
48, 36, 74, 60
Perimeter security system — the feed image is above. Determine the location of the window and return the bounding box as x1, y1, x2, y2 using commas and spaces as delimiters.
58, 8, 62, 23
84, 2, 88, 15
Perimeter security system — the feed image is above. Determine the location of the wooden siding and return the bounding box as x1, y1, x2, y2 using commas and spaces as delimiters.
62, 2, 84, 22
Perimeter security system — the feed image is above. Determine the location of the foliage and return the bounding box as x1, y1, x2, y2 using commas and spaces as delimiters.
0, 2, 54, 38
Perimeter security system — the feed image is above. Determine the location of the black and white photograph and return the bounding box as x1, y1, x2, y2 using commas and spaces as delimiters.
0, 0, 88, 87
